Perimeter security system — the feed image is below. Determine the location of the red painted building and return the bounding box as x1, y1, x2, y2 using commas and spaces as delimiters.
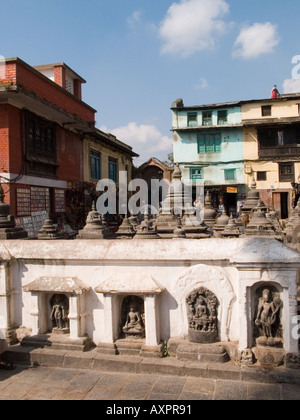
0, 57, 97, 234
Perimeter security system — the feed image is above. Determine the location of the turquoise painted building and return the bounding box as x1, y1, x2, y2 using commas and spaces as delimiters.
171, 98, 245, 214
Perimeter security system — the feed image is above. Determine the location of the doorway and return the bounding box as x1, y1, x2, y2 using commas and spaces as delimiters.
273, 192, 289, 219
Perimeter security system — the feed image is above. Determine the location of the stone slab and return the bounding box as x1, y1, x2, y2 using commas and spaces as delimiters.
21, 334, 93, 352
3, 345, 300, 386
176, 342, 230, 363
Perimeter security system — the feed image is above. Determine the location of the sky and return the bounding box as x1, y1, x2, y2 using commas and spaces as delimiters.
1, 0, 300, 166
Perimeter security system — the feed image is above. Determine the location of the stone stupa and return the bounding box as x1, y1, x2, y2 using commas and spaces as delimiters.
38, 213, 64, 240
243, 200, 279, 239
154, 163, 186, 238
116, 216, 136, 239
0, 184, 28, 240
76, 202, 114, 239
134, 213, 160, 240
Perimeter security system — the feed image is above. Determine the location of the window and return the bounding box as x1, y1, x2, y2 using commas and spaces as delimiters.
25, 111, 57, 178
90, 149, 101, 180
108, 158, 118, 182
218, 110, 228, 125
202, 111, 212, 126
198, 133, 221, 153
279, 162, 294, 182
261, 105, 272, 117
257, 171, 267, 181
224, 169, 236, 181
27, 117, 55, 153
187, 112, 198, 127
190, 167, 203, 181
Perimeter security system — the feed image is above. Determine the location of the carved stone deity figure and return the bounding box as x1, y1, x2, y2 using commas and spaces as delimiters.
186, 288, 219, 343
255, 288, 283, 347
121, 296, 145, 339
50, 294, 69, 333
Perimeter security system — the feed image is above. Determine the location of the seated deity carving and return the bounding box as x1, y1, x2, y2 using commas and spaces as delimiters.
122, 304, 145, 339
186, 288, 219, 343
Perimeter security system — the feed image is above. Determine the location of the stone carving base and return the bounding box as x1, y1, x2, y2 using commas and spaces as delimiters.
97, 340, 163, 358
52, 328, 70, 335
252, 347, 285, 367
285, 353, 300, 369
21, 333, 94, 352
176, 342, 229, 364
167, 338, 230, 364
5, 326, 19, 346
115, 339, 145, 356
96, 343, 118, 356
256, 337, 283, 348
188, 329, 218, 344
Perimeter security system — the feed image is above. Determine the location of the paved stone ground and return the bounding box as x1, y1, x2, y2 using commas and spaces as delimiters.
0, 365, 299, 400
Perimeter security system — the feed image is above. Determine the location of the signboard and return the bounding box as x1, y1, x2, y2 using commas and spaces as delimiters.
15, 210, 48, 239
55, 189, 65, 213
227, 187, 238, 194
16, 188, 31, 216
31, 187, 50, 212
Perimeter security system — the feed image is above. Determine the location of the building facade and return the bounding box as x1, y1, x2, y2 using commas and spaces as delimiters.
172, 94, 300, 219
242, 94, 300, 219
172, 98, 245, 215
0, 57, 137, 234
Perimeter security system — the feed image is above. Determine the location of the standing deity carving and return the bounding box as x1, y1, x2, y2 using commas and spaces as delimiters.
50, 294, 69, 333
254, 288, 283, 347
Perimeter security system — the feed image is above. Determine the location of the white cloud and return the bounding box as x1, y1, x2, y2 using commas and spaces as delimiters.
195, 77, 209, 90
282, 78, 300, 94
100, 123, 173, 166
233, 22, 279, 59
127, 10, 142, 28
159, 0, 230, 58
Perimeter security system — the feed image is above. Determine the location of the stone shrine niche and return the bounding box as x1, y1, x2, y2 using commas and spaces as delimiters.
186, 287, 219, 344
253, 285, 283, 348
49, 294, 69, 334
120, 295, 145, 340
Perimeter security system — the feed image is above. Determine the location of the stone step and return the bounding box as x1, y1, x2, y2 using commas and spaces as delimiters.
2, 344, 300, 385
176, 343, 230, 363
21, 333, 94, 352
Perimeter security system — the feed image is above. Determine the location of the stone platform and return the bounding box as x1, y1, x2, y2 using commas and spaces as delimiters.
97, 339, 164, 358
176, 342, 230, 364
21, 333, 93, 352
2, 345, 300, 386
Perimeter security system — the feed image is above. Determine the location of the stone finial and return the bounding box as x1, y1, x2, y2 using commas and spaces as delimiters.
250, 176, 257, 190
203, 191, 218, 227
172, 163, 182, 180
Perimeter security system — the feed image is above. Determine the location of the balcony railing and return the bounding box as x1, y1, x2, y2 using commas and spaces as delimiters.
259, 144, 300, 159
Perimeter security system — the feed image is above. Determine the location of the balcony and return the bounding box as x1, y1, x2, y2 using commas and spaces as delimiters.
259, 144, 300, 159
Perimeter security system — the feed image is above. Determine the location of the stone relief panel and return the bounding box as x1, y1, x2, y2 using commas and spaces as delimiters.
177, 265, 236, 342
186, 287, 219, 343
49, 294, 69, 334
253, 285, 283, 348
120, 295, 145, 340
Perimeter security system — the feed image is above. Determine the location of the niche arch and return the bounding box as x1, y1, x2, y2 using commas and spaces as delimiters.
176, 264, 236, 342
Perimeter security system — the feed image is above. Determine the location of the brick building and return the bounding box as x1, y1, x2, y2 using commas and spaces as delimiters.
0, 57, 137, 234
